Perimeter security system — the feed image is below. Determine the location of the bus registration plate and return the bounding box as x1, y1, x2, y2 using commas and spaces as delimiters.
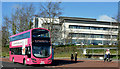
40, 61, 45, 64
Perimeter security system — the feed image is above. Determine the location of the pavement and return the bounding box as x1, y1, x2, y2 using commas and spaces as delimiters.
0, 57, 119, 69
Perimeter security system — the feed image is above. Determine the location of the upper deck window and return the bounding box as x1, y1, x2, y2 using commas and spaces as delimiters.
10, 32, 30, 42
32, 29, 50, 38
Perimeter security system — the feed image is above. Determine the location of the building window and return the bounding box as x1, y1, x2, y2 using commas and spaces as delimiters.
69, 25, 118, 31
68, 33, 117, 39
35, 18, 38, 28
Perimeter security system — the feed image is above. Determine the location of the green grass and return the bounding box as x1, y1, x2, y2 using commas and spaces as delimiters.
54, 51, 82, 57
1, 45, 120, 59
54, 45, 119, 59
54, 46, 83, 58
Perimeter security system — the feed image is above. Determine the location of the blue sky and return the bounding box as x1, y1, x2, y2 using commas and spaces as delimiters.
2, 2, 118, 22
61, 2, 118, 19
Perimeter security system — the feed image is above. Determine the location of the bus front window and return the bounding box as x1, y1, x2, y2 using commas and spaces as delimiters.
32, 29, 50, 38
32, 29, 51, 58
32, 46, 51, 58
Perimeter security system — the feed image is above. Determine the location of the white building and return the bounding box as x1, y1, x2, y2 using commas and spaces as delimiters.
32, 17, 59, 28
33, 17, 118, 45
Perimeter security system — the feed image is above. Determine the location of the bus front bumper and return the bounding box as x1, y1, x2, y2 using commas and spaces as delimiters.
26, 58, 52, 65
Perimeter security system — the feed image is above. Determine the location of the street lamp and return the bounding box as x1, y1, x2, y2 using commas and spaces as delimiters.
110, 21, 112, 45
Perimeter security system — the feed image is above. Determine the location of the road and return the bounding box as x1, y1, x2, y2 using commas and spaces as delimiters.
0, 59, 84, 69
1, 61, 50, 69
0, 58, 119, 69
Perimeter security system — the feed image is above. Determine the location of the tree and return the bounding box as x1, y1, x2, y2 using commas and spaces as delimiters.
0, 30, 2, 47
10, 3, 35, 35
11, 14, 17, 35
2, 16, 10, 47
38, 2, 62, 44
113, 2, 120, 46
2, 3, 35, 47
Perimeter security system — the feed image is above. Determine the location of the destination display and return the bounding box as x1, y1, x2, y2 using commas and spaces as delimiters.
32, 29, 51, 46
32, 40, 49, 43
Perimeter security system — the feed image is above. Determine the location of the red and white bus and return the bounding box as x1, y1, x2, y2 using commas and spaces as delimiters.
9, 28, 52, 65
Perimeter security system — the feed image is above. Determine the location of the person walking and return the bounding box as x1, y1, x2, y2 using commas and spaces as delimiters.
104, 49, 111, 62
75, 52, 77, 62
71, 53, 74, 61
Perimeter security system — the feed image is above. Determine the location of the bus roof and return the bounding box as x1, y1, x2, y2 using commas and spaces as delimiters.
10, 28, 49, 37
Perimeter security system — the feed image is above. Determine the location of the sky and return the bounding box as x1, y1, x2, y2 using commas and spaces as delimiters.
1, 2, 118, 24
61, 2, 118, 20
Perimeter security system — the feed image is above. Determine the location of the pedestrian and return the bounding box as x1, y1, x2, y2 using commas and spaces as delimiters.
104, 49, 111, 62
71, 53, 74, 61
75, 52, 77, 62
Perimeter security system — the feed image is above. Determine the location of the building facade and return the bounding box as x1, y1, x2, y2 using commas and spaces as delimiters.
33, 17, 118, 45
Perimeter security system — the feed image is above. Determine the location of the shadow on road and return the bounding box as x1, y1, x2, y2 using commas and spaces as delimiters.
1, 59, 84, 67
31, 59, 84, 67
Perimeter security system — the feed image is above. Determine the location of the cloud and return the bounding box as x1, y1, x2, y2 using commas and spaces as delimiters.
97, 15, 116, 22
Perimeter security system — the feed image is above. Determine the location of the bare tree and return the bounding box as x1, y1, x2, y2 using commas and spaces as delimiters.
2, 3, 35, 47
66, 32, 73, 45
112, 2, 120, 47
10, 4, 35, 35
38, 2, 62, 44
0, 31, 2, 47
2, 16, 10, 47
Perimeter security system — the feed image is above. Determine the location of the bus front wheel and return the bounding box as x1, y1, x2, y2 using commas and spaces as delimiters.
12, 58, 14, 63
12, 58, 16, 63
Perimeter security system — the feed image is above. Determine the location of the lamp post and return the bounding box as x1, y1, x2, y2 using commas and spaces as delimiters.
110, 21, 112, 45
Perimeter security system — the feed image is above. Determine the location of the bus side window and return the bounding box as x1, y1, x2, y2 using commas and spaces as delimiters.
25, 46, 31, 58
11, 48, 15, 55
25, 47, 28, 55
11, 48, 12, 54
19, 47, 22, 55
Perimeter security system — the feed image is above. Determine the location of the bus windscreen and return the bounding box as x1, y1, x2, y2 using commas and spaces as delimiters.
32, 29, 51, 58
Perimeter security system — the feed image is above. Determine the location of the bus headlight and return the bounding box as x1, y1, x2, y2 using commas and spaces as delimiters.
31, 58, 36, 61
48, 58, 52, 63
48, 58, 52, 60
31, 58, 37, 63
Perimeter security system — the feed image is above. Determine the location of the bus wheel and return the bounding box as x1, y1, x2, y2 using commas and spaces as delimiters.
12, 58, 14, 63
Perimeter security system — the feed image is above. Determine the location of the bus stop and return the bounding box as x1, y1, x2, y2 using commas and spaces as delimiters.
77, 47, 118, 59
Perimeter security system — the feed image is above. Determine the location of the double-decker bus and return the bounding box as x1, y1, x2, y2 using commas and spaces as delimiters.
9, 28, 52, 65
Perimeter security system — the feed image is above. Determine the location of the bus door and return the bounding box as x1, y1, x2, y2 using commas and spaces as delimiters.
22, 40, 25, 55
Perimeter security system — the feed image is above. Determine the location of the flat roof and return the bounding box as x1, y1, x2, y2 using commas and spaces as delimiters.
59, 16, 118, 24
59, 16, 96, 21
